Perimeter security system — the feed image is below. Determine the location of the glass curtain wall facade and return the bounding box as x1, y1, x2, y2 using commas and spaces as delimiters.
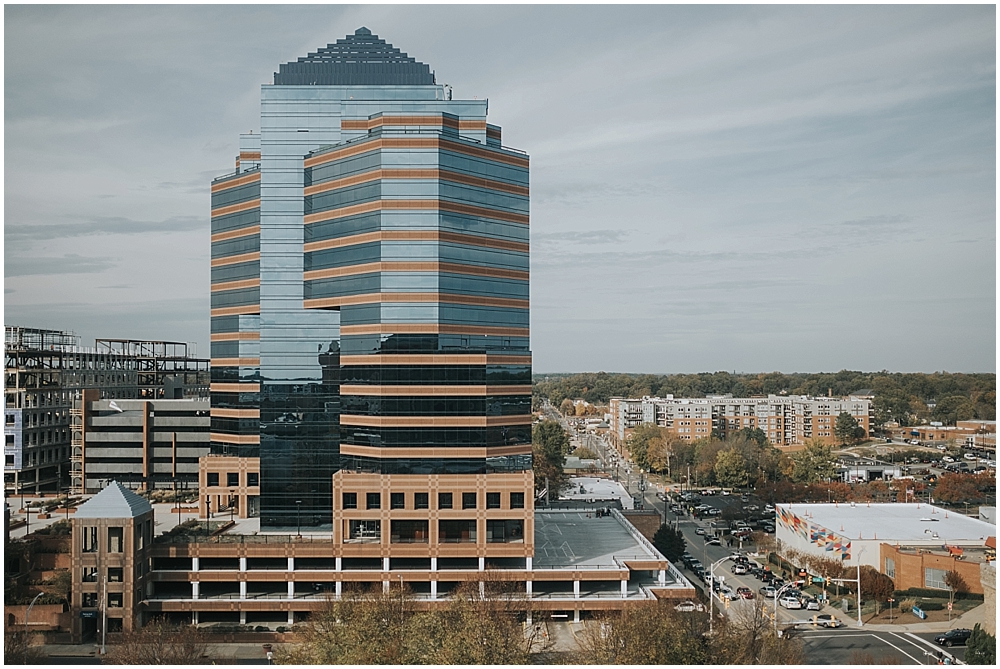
211, 28, 532, 536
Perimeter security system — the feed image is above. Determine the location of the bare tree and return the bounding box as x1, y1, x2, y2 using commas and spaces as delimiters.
101, 618, 209, 665
711, 600, 803, 665
579, 601, 709, 664
4, 629, 46, 665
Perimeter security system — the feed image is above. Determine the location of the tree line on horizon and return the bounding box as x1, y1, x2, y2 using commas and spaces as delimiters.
533, 370, 995, 426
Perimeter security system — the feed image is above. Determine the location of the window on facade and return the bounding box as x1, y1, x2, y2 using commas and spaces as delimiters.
207, 472, 219, 487
390, 492, 405, 509
414, 492, 429, 509
510, 492, 525, 509
108, 527, 124, 553
439, 519, 477, 543
366, 492, 381, 510
390, 520, 428, 543
227, 472, 239, 487
108, 567, 123, 583
885, 558, 895, 579
247, 472, 259, 487
82, 567, 98, 582
925, 568, 948, 590
107, 617, 123, 632
82, 526, 98, 553
107, 592, 123, 608
486, 493, 501, 509
462, 492, 477, 510
486, 519, 524, 543
347, 519, 380, 543
82, 592, 98, 607
342, 492, 357, 509
438, 492, 453, 509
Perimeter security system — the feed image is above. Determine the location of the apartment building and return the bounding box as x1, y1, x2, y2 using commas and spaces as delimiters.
609, 394, 873, 451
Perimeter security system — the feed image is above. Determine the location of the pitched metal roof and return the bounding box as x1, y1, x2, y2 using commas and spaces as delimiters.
75, 481, 152, 519
274, 27, 435, 86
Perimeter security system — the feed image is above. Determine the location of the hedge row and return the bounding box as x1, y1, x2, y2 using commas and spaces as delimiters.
894, 588, 984, 601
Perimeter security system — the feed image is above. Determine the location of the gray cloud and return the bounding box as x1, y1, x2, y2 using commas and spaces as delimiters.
5, 216, 206, 244
5, 254, 117, 277
533, 229, 632, 245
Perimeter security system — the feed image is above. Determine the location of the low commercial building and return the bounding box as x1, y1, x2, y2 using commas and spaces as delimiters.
67, 478, 696, 641
879, 542, 991, 595
776, 503, 996, 569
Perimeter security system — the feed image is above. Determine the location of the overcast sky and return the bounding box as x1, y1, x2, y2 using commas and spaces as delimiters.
4, 5, 995, 373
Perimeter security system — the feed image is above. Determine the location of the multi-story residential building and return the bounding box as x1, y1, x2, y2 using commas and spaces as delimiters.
209, 27, 534, 554
4, 326, 209, 495
609, 394, 873, 452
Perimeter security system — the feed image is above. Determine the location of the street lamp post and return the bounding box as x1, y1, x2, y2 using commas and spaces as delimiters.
295, 500, 302, 538
707, 556, 730, 636
772, 581, 804, 637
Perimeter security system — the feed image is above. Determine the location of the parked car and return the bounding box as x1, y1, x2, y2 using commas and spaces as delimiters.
674, 600, 705, 612
656, 491, 668, 501
707, 508, 722, 516
934, 629, 972, 647
964, 453, 978, 461
705, 537, 722, 546
721, 489, 731, 496
779, 595, 802, 609
810, 614, 844, 628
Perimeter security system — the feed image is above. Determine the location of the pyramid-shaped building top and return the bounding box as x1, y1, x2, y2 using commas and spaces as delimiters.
75, 481, 152, 519
274, 27, 435, 86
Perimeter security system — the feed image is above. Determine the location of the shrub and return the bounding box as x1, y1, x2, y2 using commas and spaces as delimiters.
918, 602, 944, 611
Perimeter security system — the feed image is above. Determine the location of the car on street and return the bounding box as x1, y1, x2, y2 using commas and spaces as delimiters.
705, 537, 721, 546
934, 629, 972, 647
732, 563, 750, 575
695, 528, 706, 535
759, 586, 778, 598
721, 490, 731, 496
707, 508, 721, 516
803, 597, 821, 611
936, 444, 947, 450
810, 614, 844, 628
656, 491, 667, 501
719, 587, 736, 601
736, 587, 754, 599
779, 595, 802, 609
728, 552, 744, 561
674, 600, 705, 612
741, 495, 750, 503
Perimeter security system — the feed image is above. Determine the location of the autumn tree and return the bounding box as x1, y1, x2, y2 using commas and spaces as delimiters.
101, 619, 210, 665
859, 567, 894, 614
559, 398, 575, 415
715, 449, 749, 489
626, 423, 665, 472
579, 600, 709, 664
710, 600, 803, 664
944, 570, 968, 596
790, 439, 838, 483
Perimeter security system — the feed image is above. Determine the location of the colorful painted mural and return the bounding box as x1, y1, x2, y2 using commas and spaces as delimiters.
777, 506, 852, 560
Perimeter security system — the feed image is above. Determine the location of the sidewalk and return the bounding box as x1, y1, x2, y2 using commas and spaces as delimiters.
858, 603, 986, 633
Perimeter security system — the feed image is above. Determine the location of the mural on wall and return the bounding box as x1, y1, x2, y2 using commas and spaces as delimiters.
776, 506, 852, 560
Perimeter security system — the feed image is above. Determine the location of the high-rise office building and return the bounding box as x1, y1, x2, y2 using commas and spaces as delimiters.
210, 29, 533, 548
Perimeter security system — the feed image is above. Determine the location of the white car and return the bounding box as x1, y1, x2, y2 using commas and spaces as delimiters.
674, 600, 705, 612
936, 445, 947, 451
910, 440, 920, 445
964, 453, 978, 461
942, 456, 955, 463
779, 596, 802, 609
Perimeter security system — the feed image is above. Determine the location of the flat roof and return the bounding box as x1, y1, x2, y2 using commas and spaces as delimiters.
778, 503, 995, 543
533, 510, 658, 569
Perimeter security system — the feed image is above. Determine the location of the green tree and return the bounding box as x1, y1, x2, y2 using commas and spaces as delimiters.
834, 412, 863, 445
532, 420, 570, 494
790, 439, 838, 484
559, 398, 575, 416
738, 427, 769, 447
714, 449, 749, 488
965, 624, 996, 665
652, 524, 686, 561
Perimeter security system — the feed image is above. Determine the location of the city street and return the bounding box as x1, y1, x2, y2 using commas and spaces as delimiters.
798, 629, 966, 665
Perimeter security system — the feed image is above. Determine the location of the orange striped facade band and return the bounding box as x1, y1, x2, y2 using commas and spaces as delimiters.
305, 137, 529, 170
211, 199, 260, 219
339, 116, 487, 132
340, 414, 531, 428
211, 225, 260, 243
303, 292, 528, 310
304, 168, 527, 197
210, 408, 260, 419
211, 251, 260, 268
210, 306, 260, 317
338, 444, 532, 459
211, 278, 260, 293
210, 383, 261, 393
210, 357, 261, 367
210, 433, 261, 445
211, 170, 260, 193
303, 229, 528, 254
209, 332, 260, 342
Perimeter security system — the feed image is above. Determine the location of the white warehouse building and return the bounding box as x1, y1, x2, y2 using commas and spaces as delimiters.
776, 503, 995, 569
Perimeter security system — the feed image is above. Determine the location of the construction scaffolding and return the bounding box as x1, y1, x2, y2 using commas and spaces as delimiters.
96, 339, 209, 399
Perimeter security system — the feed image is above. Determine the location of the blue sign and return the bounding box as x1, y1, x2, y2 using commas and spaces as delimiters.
80, 610, 97, 619
912, 606, 926, 619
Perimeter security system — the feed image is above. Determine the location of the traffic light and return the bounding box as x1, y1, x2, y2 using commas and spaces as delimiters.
725, 599, 730, 610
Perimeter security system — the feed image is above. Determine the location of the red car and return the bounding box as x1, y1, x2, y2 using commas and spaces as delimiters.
736, 587, 755, 600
